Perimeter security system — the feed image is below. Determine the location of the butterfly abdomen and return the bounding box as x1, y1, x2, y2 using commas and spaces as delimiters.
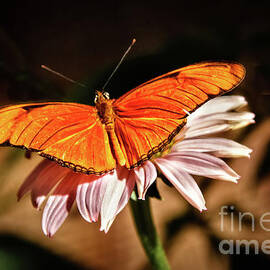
95, 92, 126, 167
107, 128, 126, 166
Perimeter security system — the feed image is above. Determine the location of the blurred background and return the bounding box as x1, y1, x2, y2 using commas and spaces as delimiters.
0, 0, 269, 269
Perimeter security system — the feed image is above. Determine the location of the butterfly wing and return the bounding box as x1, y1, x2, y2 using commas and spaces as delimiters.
113, 62, 245, 168
0, 102, 115, 174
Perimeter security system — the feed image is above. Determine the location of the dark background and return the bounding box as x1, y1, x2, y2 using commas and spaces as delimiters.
1, 1, 269, 118
0, 1, 269, 269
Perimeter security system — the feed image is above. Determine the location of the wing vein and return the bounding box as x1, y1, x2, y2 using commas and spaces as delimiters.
38, 122, 88, 149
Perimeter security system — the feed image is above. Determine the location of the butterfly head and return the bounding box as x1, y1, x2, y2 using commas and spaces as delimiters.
94, 90, 110, 104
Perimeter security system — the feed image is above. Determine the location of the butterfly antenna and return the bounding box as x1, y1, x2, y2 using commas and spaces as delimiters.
41, 65, 87, 88
102, 38, 136, 90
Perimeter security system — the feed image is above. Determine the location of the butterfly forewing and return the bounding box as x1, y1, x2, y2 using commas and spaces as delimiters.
0, 103, 116, 174
113, 62, 245, 169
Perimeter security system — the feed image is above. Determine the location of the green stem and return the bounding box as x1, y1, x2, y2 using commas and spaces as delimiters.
130, 194, 171, 270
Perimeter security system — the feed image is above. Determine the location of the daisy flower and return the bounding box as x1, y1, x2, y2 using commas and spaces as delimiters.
17, 95, 255, 236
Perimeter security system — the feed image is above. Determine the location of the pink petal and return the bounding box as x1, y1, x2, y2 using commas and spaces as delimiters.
172, 138, 252, 158
18, 159, 71, 209
154, 158, 206, 211
76, 181, 93, 223
100, 167, 135, 233
163, 151, 239, 182
17, 159, 54, 200
76, 173, 111, 223
133, 161, 157, 199
31, 164, 71, 208
42, 195, 69, 237
88, 174, 111, 222
42, 172, 78, 237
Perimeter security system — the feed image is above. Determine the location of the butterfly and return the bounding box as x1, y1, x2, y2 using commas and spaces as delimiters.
0, 62, 245, 175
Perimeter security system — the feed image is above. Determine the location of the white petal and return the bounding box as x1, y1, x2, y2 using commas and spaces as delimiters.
188, 112, 255, 128
133, 161, 157, 200
163, 151, 239, 182
182, 112, 255, 139
100, 170, 125, 232
154, 158, 206, 211
230, 119, 255, 130
188, 96, 247, 122
100, 168, 135, 233
35, 196, 46, 209
201, 112, 255, 122
116, 171, 136, 216
172, 138, 252, 158
183, 122, 230, 138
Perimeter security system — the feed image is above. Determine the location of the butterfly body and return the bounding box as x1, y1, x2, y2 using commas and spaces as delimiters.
0, 62, 245, 175
95, 91, 114, 126
95, 90, 126, 166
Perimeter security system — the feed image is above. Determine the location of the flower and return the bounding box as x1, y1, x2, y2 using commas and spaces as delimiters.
17, 95, 255, 236
154, 95, 254, 211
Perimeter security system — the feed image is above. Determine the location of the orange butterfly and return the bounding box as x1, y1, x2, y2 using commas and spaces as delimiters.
0, 62, 245, 175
